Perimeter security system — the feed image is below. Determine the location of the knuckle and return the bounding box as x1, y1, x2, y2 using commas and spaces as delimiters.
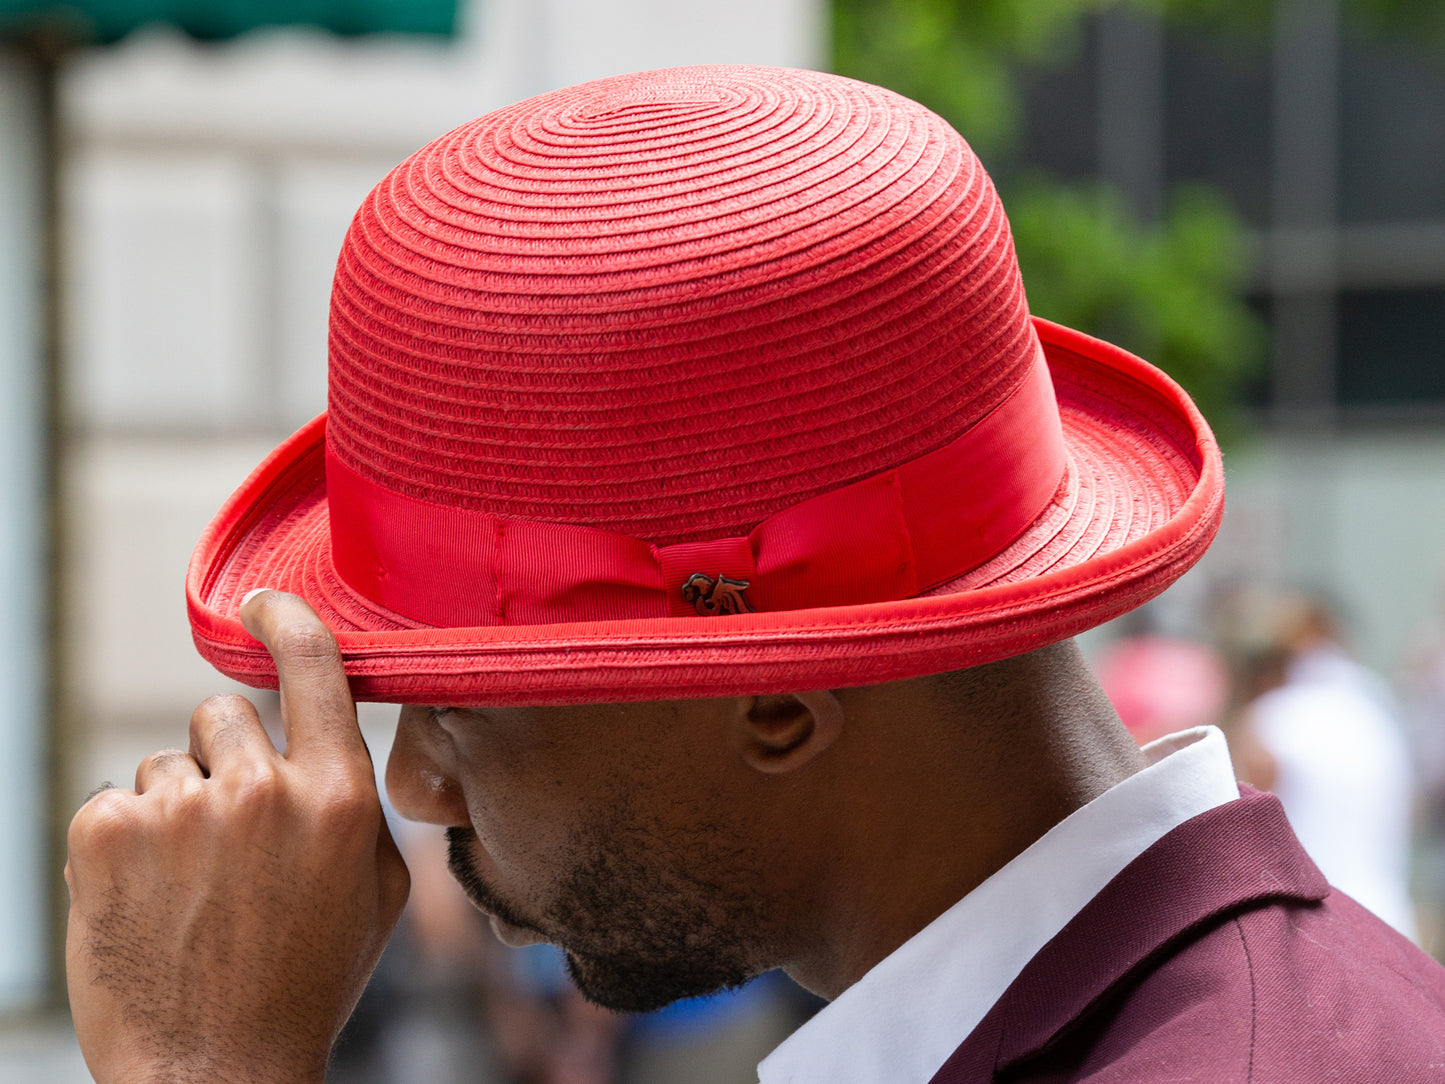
161, 775, 209, 816
191, 693, 253, 727
227, 761, 284, 805
326, 778, 378, 819
142, 748, 192, 773
313, 774, 381, 832
69, 790, 135, 852
199, 714, 265, 758
271, 622, 338, 663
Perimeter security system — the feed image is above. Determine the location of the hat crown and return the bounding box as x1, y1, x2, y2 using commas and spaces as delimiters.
327, 65, 1035, 546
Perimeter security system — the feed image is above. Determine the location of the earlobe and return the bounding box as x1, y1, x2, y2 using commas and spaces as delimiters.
737, 690, 844, 774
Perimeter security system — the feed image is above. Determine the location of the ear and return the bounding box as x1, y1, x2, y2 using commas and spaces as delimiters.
735, 690, 844, 774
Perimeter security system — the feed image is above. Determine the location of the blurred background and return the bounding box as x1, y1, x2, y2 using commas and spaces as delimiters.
1, 0, 1444, 1078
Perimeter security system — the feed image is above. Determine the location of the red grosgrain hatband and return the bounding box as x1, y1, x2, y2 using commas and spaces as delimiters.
325, 345, 1065, 627
187, 66, 1223, 705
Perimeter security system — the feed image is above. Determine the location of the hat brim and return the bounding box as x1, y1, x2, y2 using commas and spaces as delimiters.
187, 318, 1222, 706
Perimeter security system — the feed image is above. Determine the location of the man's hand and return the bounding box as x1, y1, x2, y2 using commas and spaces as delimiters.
65, 591, 410, 1083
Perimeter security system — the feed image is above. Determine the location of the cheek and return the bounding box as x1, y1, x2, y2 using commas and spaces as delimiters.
451, 744, 592, 880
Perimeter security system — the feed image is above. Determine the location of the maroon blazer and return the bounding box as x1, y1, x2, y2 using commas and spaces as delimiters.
928, 789, 1445, 1083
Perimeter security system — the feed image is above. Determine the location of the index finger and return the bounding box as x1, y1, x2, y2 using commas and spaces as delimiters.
239, 589, 369, 768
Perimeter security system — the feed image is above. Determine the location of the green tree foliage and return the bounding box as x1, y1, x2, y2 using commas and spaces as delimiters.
1158, 0, 1445, 57
832, 0, 1264, 437
1008, 181, 1261, 429
832, 0, 1116, 158
1347, 0, 1445, 52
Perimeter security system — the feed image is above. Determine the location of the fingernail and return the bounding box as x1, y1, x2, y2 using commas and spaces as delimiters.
241, 587, 273, 605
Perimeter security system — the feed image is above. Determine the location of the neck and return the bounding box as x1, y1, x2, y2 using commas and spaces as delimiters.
781, 640, 1144, 999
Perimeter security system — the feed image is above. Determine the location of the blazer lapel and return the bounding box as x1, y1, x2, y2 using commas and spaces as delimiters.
928, 789, 1328, 1083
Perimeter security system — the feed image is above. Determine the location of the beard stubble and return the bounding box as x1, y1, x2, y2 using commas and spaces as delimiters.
444, 795, 773, 1013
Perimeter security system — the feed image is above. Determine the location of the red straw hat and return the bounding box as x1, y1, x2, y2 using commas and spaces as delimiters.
187, 65, 1223, 706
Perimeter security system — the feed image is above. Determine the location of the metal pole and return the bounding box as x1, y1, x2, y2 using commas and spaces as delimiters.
0, 40, 58, 1011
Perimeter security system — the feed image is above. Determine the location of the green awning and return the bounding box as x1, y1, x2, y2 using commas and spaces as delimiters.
0, 0, 458, 44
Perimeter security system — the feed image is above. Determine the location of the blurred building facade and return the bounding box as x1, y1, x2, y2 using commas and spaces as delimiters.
1025, 2, 1445, 675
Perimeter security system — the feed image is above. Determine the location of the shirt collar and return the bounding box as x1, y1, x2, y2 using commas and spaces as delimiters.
756, 726, 1240, 1084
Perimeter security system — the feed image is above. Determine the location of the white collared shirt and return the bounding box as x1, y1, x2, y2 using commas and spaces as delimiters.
756, 726, 1240, 1084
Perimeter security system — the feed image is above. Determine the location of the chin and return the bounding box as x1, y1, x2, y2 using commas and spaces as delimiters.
561, 948, 754, 1014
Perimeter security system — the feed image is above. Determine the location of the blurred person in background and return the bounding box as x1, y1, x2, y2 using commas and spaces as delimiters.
1399, 584, 1445, 956
479, 942, 623, 1084
63, 67, 1445, 1084
329, 822, 507, 1083
1233, 592, 1417, 941
1096, 618, 1229, 747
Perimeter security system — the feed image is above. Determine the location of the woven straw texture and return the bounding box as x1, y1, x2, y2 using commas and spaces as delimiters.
329, 66, 1032, 545
187, 66, 1223, 705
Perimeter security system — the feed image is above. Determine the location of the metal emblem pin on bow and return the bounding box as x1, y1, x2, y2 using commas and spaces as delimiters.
681, 573, 754, 616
